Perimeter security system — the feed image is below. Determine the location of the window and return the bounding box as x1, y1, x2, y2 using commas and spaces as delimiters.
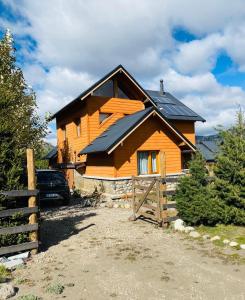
74, 118, 81, 137
137, 151, 159, 175
99, 113, 111, 124
94, 80, 114, 97
61, 125, 66, 141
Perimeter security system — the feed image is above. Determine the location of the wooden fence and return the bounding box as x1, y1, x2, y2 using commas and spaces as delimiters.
0, 149, 39, 256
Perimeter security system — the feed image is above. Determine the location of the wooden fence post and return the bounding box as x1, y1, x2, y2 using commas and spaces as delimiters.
129, 176, 137, 221
159, 151, 168, 226
27, 148, 38, 254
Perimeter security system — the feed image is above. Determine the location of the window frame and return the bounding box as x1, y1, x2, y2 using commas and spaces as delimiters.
137, 150, 159, 175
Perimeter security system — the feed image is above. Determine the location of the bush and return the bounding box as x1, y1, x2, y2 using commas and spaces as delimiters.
0, 265, 10, 283
174, 152, 227, 225
213, 110, 245, 225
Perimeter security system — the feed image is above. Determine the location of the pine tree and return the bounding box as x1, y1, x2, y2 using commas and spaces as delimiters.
0, 29, 47, 192
214, 109, 245, 225
174, 152, 224, 225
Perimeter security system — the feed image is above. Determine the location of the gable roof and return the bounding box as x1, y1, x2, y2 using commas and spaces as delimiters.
51, 65, 155, 119
51, 65, 205, 123
146, 90, 205, 122
80, 107, 196, 155
196, 140, 218, 161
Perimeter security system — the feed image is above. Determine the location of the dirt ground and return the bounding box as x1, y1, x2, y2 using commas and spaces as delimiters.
13, 199, 245, 300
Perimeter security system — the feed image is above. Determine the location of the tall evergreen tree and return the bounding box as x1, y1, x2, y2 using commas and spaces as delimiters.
0, 29, 47, 192
214, 109, 245, 224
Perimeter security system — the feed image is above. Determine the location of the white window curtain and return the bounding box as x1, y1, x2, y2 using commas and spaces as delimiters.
138, 152, 148, 174
151, 151, 157, 173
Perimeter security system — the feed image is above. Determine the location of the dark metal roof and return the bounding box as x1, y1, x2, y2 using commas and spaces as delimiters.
196, 141, 218, 161
80, 107, 196, 155
80, 107, 153, 154
146, 90, 205, 122
43, 146, 57, 160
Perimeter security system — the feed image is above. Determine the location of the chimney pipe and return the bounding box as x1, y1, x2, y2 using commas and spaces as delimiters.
160, 79, 164, 95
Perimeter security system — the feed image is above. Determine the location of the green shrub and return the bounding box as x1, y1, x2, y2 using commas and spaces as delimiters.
174, 152, 225, 226
46, 283, 64, 295
0, 265, 10, 283
213, 110, 245, 225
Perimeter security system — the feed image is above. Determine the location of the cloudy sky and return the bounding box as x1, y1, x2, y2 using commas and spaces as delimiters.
0, 0, 245, 145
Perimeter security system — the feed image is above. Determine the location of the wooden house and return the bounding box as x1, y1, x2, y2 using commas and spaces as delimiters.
50, 65, 205, 196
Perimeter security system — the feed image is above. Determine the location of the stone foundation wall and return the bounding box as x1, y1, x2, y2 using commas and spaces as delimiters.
74, 170, 183, 200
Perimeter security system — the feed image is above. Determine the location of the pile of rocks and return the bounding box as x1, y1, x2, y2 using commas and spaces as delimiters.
101, 200, 131, 209
172, 219, 245, 250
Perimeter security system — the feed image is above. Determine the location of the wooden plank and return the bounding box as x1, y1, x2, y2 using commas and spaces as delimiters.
163, 203, 176, 209
0, 223, 38, 235
159, 151, 166, 178
0, 207, 38, 218
0, 241, 39, 256
135, 179, 156, 214
142, 204, 157, 211
139, 211, 156, 220
0, 189, 39, 198
27, 148, 38, 254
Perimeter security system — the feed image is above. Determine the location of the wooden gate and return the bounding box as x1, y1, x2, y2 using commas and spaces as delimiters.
129, 151, 177, 226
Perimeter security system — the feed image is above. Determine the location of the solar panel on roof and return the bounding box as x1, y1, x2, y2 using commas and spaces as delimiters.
158, 104, 198, 117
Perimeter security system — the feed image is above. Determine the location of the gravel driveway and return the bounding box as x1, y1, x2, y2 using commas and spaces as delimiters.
13, 199, 245, 300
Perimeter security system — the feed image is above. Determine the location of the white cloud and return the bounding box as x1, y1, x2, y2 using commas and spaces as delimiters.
158, 69, 245, 134
23, 65, 95, 115
1, 0, 245, 143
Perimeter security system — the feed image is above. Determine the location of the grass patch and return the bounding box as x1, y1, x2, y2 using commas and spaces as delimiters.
196, 224, 245, 245
0, 265, 10, 283
45, 283, 64, 295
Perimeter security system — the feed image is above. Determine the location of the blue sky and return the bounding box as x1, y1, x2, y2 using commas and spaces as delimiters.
0, 0, 245, 145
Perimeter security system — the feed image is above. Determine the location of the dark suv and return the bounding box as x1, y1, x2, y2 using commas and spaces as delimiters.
36, 170, 70, 205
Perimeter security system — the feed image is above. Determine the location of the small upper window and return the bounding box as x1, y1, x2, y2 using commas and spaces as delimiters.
74, 118, 81, 137
94, 80, 114, 97
99, 113, 111, 124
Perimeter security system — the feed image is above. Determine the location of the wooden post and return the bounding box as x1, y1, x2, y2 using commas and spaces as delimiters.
156, 178, 163, 227
159, 151, 167, 226
27, 148, 38, 254
159, 151, 166, 178
129, 176, 137, 221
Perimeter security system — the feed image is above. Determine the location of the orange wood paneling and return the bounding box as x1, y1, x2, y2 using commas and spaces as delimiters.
56, 96, 144, 167
85, 153, 115, 177
114, 115, 182, 177
172, 120, 196, 144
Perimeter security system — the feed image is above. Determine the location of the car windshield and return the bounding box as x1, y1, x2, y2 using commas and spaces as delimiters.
37, 171, 67, 185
